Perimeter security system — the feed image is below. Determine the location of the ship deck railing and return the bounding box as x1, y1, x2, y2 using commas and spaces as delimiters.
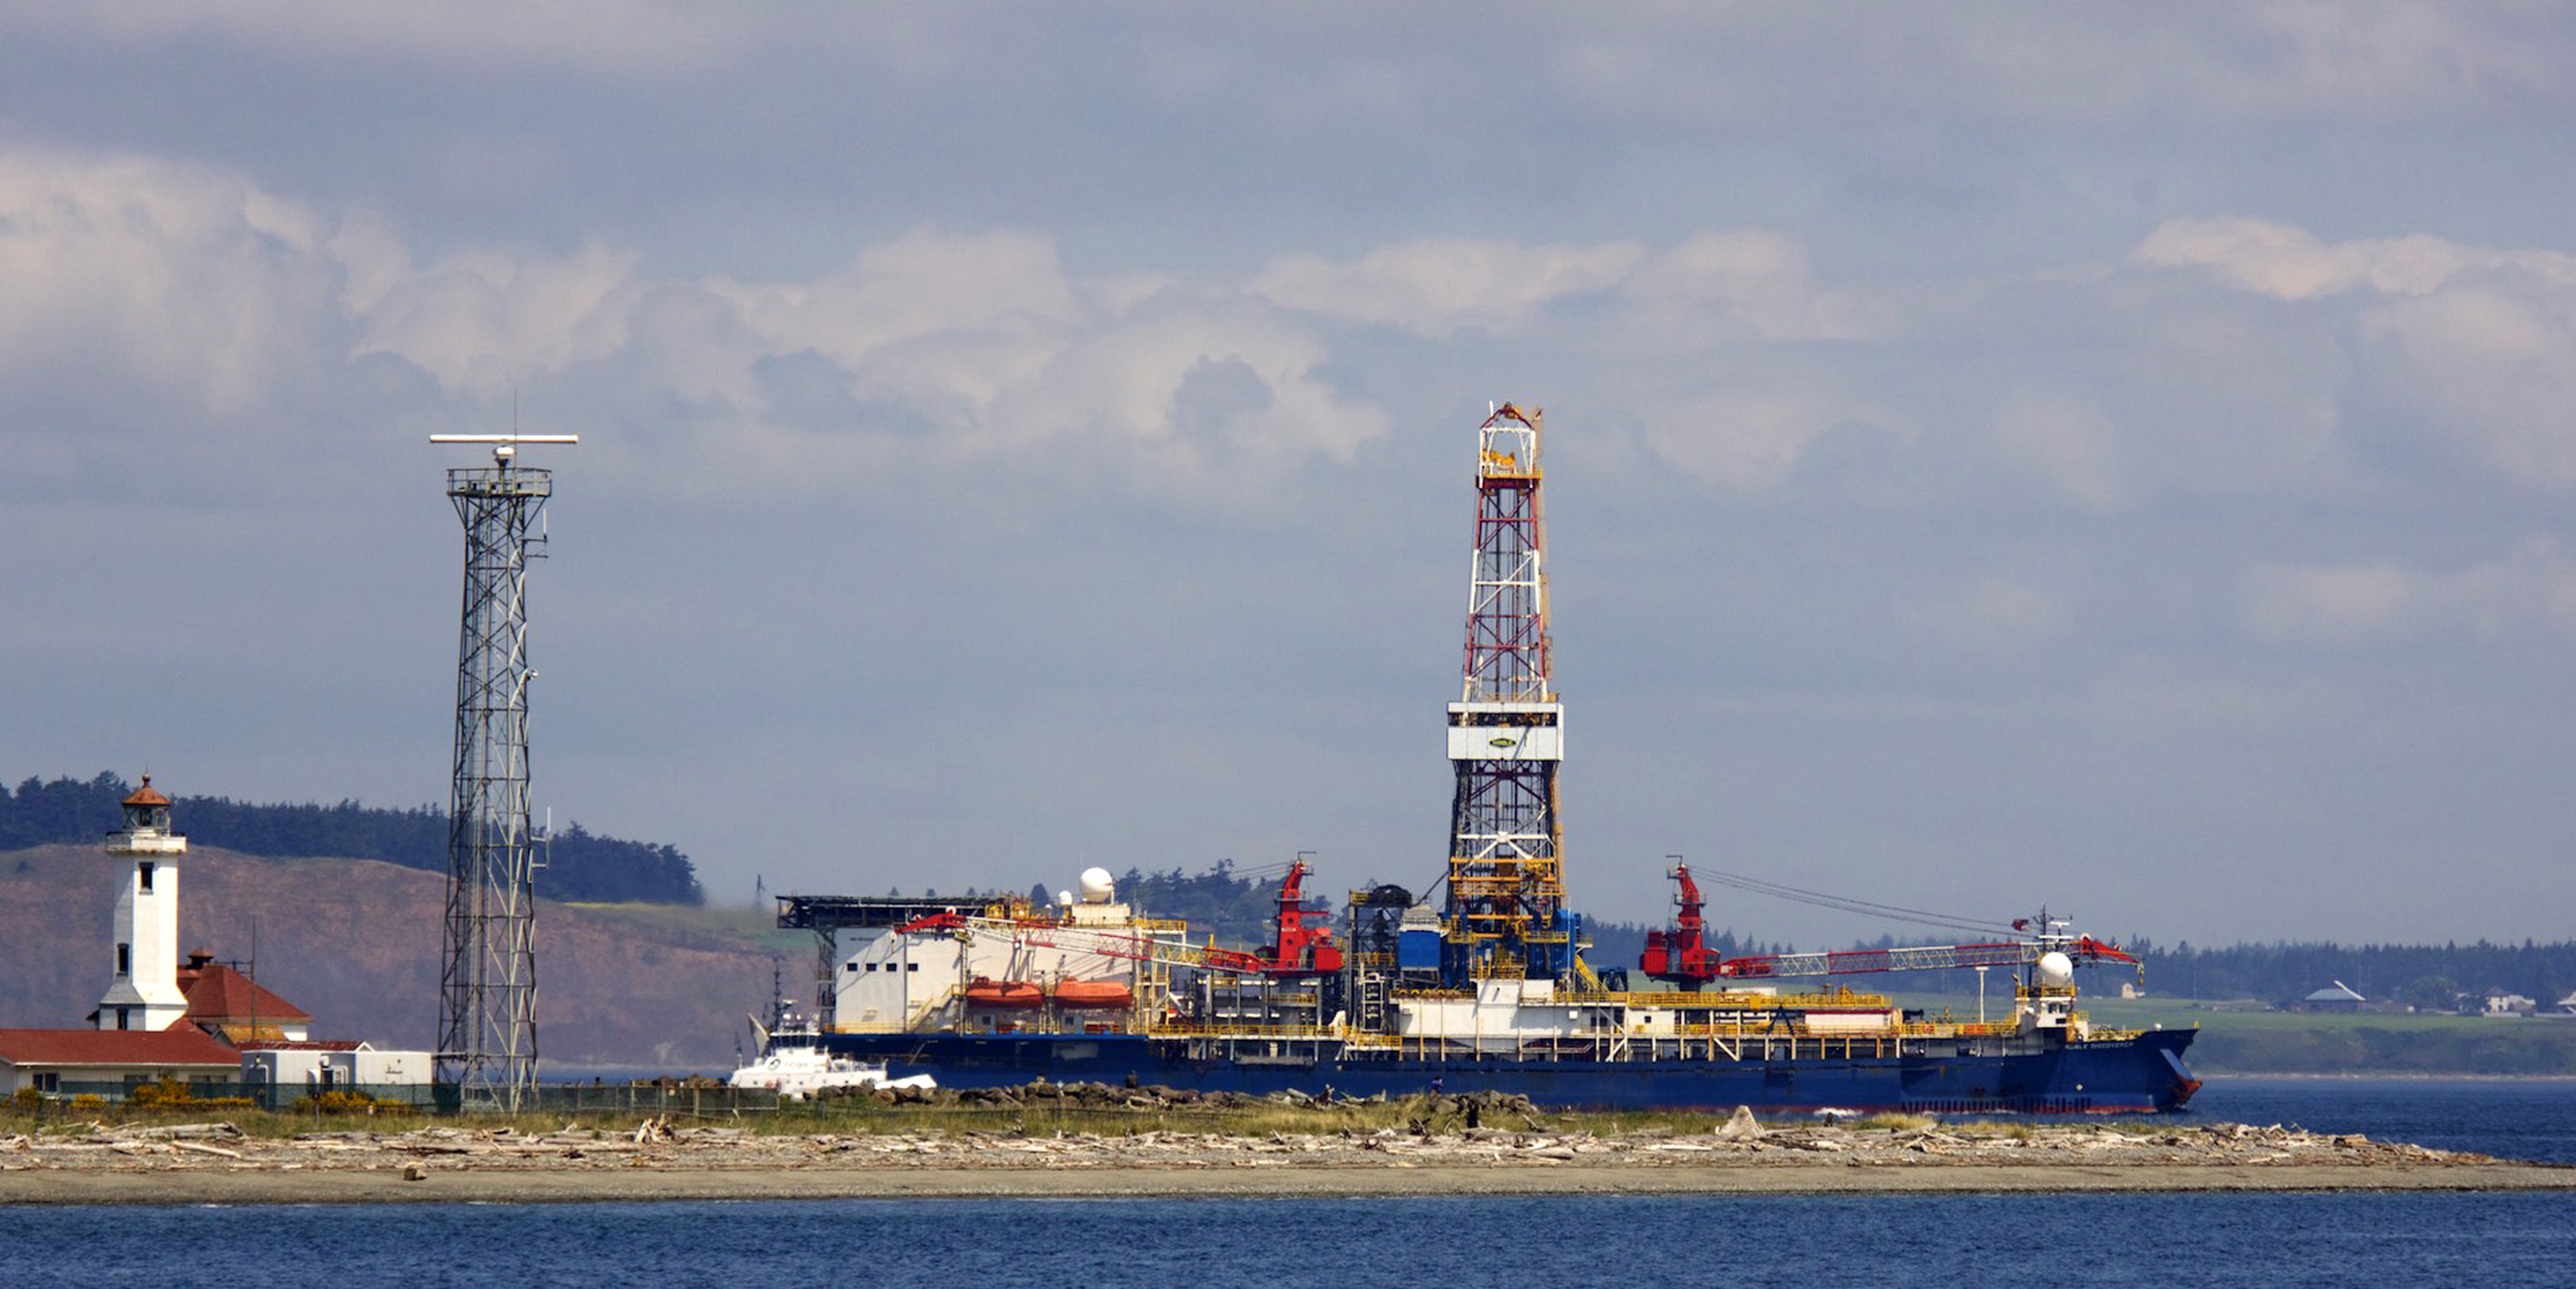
1333, 1031, 1908, 1064
1144, 1021, 1335, 1040
1894, 1019, 2019, 1039
1557, 989, 1896, 1010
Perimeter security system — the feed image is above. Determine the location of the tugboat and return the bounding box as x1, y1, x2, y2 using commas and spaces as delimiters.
729, 997, 935, 1099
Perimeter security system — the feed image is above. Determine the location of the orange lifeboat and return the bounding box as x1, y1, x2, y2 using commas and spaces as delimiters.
1049, 980, 1134, 1009
963, 978, 1043, 1009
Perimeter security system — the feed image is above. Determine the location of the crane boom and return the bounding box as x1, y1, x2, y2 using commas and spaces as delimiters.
1639, 861, 2138, 984
1709, 936, 2135, 980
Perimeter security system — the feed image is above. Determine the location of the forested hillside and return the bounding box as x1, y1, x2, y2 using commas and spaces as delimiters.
3, 772, 702, 905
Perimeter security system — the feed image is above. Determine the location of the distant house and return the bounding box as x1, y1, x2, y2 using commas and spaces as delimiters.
2482, 992, 2537, 1017
2556, 991, 2576, 1017
2300, 981, 2367, 1013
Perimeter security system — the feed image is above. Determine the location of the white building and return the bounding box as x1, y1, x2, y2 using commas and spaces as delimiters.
94, 777, 189, 1032
833, 870, 1164, 1033
240, 1043, 436, 1108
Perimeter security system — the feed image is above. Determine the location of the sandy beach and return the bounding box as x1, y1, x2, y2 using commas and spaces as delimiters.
6, 1117, 2570, 1205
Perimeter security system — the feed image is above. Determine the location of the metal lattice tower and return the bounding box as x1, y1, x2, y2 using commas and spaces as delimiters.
1442, 404, 1570, 983
431, 432, 575, 1111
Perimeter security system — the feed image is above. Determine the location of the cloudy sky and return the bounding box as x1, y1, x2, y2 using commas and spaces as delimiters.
7, 5, 2575, 951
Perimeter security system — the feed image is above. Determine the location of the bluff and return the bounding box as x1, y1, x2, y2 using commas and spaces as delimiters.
0, 845, 784, 1069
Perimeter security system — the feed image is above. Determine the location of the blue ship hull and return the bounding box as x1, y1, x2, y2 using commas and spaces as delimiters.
821, 1027, 2200, 1114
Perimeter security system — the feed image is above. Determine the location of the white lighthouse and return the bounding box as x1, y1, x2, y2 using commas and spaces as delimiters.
96, 776, 189, 1031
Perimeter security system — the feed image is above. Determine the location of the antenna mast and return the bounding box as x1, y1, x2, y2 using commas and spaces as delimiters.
1442, 404, 1570, 983
430, 431, 576, 1111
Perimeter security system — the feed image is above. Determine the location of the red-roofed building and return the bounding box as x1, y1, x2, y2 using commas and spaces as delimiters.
0, 1026, 243, 1098
176, 949, 313, 1042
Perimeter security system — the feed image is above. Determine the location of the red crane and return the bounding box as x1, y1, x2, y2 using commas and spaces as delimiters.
1263, 857, 1346, 976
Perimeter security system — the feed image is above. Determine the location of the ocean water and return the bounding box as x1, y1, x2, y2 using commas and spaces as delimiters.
6, 1077, 2571, 1288
2178, 1074, 2576, 1165
10, 1191, 2573, 1289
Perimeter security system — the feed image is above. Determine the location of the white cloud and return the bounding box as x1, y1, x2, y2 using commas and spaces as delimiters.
0, 149, 343, 418
986, 305, 1371, 457
2244, 538, 2576, 646
2354, 282, 2576, 488
2133, 217, 2576, 300
351, 241, 640, 391
1250, 229, 1886, 346
0, 149, 1396, 495
692, 234, 1390, 477
2243, 560, 2423, 645
1987, 391, 2130, 512
1632, 387, 1889, 492
2128, 217, 2576, 493
1898, 570, 2079, 659
1251, 237, 1644, 338
1609, 231, 1892, 350
714, 230, 1088, 374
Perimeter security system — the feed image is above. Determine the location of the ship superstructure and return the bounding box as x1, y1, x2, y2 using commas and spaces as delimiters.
780, 405, 2200, 1113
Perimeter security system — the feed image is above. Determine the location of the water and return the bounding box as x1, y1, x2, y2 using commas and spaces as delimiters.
2180, 1074, 2576, 1164
6, 1191, 2572, 1288
7, 1077, 2571, 1287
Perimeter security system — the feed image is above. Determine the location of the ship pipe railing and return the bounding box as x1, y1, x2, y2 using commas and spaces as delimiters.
1557, 989, 1895, 1009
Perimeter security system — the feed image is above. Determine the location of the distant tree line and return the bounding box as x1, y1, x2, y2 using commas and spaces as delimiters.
2122, 937, 2576, 1013
1116, 861, 1297, 947
3, 772, 703, 905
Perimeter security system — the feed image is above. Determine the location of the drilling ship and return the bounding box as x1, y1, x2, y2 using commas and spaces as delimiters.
781, 405, 2200, 1113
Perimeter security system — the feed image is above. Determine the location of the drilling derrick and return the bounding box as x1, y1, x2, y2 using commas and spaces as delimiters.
431, 432, 574, 1111
1443, 403, 1570, 983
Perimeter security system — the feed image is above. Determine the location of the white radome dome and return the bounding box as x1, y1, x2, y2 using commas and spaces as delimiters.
1078, 867, 1116, 903
2035, 951, 2075, 986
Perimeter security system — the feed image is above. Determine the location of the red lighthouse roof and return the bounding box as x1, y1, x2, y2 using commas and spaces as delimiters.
122, 775, 171, 808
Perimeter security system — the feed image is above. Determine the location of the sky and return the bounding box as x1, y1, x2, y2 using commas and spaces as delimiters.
6, 4, 2575, 952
